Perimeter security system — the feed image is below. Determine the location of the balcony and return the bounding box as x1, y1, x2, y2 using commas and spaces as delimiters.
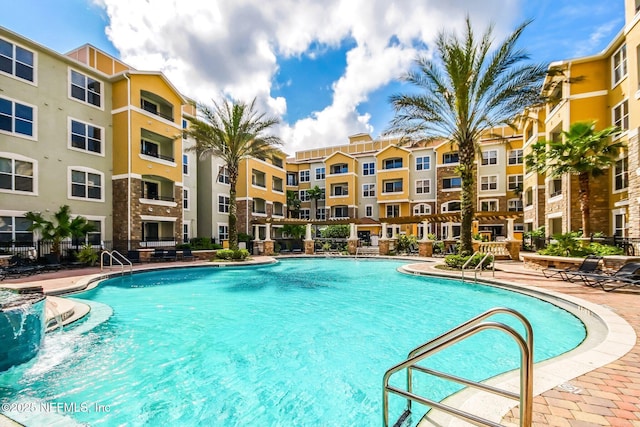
330, 163, 349, 175
141, 90, 174, 122
252, 170, 266, 188
140, 129, 175, 164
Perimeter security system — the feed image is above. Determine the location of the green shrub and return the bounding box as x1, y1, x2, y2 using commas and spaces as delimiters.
215, 249, 234, 260
320, 225, 350, 238
232, 249, 250, 260
537, 231, 623, 257
587, 243, 623, 256
397, 234, 417, 252
77, 244, 98, 266
444, 253, 491, 269
176, 243, 191, 250
212, 243, 223, 250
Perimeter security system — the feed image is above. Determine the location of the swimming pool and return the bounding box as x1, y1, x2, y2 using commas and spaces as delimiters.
0, 258, 586, 426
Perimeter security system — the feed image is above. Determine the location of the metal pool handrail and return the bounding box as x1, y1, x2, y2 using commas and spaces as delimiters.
382, 307, 534, 427
101, 250, 133, 275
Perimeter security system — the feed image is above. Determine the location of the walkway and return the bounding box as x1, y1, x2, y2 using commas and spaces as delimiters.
1, 257, 639, 426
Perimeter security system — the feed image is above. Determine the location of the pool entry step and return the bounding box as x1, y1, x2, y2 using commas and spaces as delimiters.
382, 307, 534, 427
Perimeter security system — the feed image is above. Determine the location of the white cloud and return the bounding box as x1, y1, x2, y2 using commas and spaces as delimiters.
96, 0, 521, 154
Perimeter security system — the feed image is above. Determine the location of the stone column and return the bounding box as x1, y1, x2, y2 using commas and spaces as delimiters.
381, 222, 388, 239
263, 240, 274, 256
264, 223, 272, 241
391, 225, 397, 239
379, 238, 390, 255
347, 223, 358, 255
505, 240, 521, 260
418, 240, 433, 257
304, 223, 314, 255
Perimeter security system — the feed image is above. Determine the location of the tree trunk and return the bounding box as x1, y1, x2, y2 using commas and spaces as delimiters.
458, 139, 476, 255
228, 167, 239, 251
578, 172, 590, 237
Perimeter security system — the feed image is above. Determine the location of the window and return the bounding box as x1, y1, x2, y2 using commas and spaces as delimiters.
182, 119, 188, 139
615, 158, 628, 191
481, 150, 497, 165
183, 154, 189, 175
0, 216, 33, 243
0, 156, 34, 193
141, 139, 159, 158
218, 166, 229, 184
251, 170, 266, 188
442, 177, 461, 189
286, 172, 298, 186
613, 44, 627, 85
480, 175, 498, 191
142, 181, 159, 200
70, 119, 102, 154
443, 152, 459, 164
218, 195, 230, 213
315, 167, 325, 180
362, 162, 375, 175
508, 149, 523, 165
70, 70, 101, 107
299, 208, 310, 220
508, 199, 523, 212
525, 187, 533, 206
415, 179, 430, 194
0, 38, 34, 82
83, 219, 102, 245
272, 156, 283, 168
0, 96, 34, 137
183, 188, 189, 210
253, 198, 266, 214
316, 208, 326, 220
383, 158, 403, 169
614, 213, 626, 237
442, 201, 461, 212
299, 189, 310, 202
383, 179, 403, 193
480, 200, 498, 212
319, 187, 325, 200
332, 184, 348, 196
299, 170, 310, 182
273, 202, 284, 217
272, 176, 284, 192
70, 168, 102, 200
549, 178, 562, 198
413, 203, 431, 215
363, 183, 375, 197
365, 205, 373, 217
183, 223, 190, 243
330, 163, 348, 174
613, 100, 629, 131
218, 224, 229, 241
333, 206, 348, 218
508, 175, 524, 191
386, 204, 400, 217
415, 156, 430, 171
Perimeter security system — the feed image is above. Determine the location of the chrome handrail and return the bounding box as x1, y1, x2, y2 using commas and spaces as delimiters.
474, 252, 495, 282
461, 251, 480, 283
101, 250, 133, 275
383, 307, 534, 427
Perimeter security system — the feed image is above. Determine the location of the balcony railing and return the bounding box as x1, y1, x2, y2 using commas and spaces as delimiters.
141, 103, 173, 122
142, 194, 175, 202
141, 149, 175, 163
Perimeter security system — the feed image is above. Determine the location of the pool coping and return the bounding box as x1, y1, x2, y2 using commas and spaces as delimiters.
398, 263, 636, 427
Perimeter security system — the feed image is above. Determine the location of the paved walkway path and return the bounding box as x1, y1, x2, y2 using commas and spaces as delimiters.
1, 257, 639, 426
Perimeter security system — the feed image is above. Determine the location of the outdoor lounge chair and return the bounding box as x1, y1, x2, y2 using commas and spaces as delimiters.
541, 255, 602, 281
126, 250, 141, 263
576, 262, 640, 291
181, 248, 195, 261
150, 248, 165, 262
163, 249, 178, 261
42, 253, 63, 271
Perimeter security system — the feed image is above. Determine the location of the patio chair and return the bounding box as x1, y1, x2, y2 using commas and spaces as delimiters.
150, 248, 165, 262
126, 250, 141, 263
163, 249, 178, 262
42, 253, 63, 271
577, 262, 640, 291
541, 255, 602, 281
181, 248, 195, 261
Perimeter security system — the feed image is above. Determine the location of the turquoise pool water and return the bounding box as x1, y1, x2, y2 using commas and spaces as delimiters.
0, 258, 586, 426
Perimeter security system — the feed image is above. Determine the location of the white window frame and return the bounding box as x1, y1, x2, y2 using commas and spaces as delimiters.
68, 117, 104, 156
0, 152, 38, 195
253, 198, 267, 215
442, 201, 461, 213
365, 205, 373, 217
481, 150, 498, 166
613, 99, 629, 132
480, 199, 499, 212
299, 189, 310, 202
415, 179, 430, 194
612, 43, 627, 86
68, 166, 104, 202
383, 179, 403, 194
507, 198, 523, 212
316, 208, 326, 220
217, 165, 230, 185
508, 174, 524, 191
299, 208, 310, 220
0, 212, 34, 244
362, 183, 375, 198
480, 175, 498, 191
442, 177, 461, 190
614, 157, 628, 192
415, 156, 430, 171
217, 194, 230, 214
315, 167, 325, 180
362, 162, 376, 175
299, 169, 310, 182
218, 223, 229, 241
182, 222, 190, 243
508, 149, 523, 165
386, 204, 400, 218
69, 68, 103, 109
0, 38, 36, 84
183, 187, 190, 210
183, 154, 189, 175
0, 95, 36, 140
413, 203, 431, 215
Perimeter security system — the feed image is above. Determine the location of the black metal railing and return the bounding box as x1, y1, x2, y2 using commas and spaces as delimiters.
141, 149, 175, 163
141, 194, 175, 202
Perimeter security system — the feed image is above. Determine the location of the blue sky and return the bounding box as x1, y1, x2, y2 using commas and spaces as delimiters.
0, 0, 625, 154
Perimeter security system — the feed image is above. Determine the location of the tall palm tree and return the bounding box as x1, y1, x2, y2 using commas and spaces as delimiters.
525, 121, 623, 236
25, 205, 96, 258
286, 190, 301, 218
186, 98, 282, 250
386, 18, 546, 255
307, 185, 324, 220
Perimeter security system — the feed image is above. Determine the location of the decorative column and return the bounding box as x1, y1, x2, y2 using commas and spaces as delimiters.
304, 223, 315, 255
506, 218, 515, 240
379, 222, 390, 255
347, 223, 358, 255
264, 223, 272, 241
252, 224, 263, 255
418, 220, 433, 257
505, 217, 521, 260
262, 222, 274, 255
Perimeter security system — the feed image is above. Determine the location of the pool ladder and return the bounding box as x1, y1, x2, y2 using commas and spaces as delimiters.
382, 307, 533, 427
101, 250, 133, 275
461, 251, 495, 283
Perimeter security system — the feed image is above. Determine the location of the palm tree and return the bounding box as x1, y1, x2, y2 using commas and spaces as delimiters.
525, 121, 623, 236
286, 190, 301, 218
25, 205, 96, 258
386, 18, 546, 255
307, 185, 324, 220
186, 98, 282, 250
